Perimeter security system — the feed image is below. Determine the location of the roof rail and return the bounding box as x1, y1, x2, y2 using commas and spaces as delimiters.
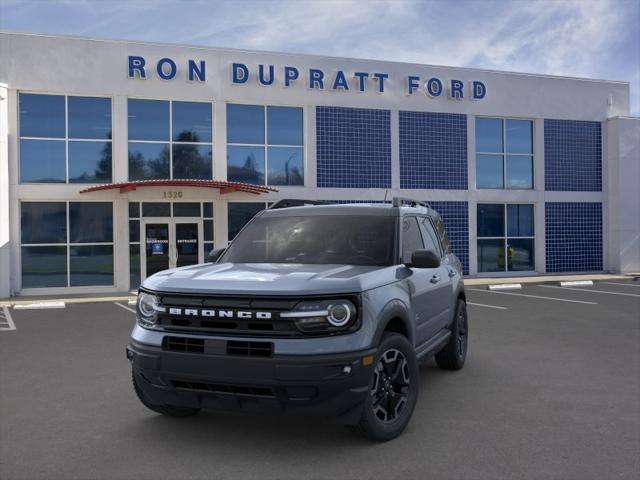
392, 197, 431, 209
269, 199, 332, 209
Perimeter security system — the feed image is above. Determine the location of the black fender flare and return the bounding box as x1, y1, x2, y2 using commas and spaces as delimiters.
372, 299, 413, 347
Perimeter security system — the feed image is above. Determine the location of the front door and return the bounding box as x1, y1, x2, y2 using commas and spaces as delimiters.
141, 218, 203, 279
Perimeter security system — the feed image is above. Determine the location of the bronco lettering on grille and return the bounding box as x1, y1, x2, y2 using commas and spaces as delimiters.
167, 308, 272, 320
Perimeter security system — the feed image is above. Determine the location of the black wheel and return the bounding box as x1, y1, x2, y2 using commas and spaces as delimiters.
435, 298, 468, 370
132, 371, 200, 418
351, 333, 419, 441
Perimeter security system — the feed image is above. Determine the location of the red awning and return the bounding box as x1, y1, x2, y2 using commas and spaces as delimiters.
79, 179, 278, 195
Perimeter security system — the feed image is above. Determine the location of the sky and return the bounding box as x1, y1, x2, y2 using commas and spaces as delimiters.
1, 0, 638, 114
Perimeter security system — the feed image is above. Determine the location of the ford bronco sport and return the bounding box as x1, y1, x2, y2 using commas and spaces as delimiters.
127, 197, 468, 441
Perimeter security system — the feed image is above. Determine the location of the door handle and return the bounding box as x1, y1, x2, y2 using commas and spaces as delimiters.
430, 275, 440, 284
448, 269, 457, 278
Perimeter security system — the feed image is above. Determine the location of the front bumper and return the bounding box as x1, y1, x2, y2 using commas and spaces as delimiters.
127, 338, 376, 424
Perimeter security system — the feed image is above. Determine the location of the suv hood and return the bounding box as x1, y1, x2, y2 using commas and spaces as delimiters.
142, 262, 400, 295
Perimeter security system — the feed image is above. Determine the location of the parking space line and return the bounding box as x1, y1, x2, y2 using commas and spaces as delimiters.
467, 288, 598, 305
0, 306, 16, 331
114, 302, 136, 314
601, 282, 640, 288
467, 302, 507, 310
539, 285, 640, 298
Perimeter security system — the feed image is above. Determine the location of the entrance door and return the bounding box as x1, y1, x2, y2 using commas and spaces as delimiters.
144, 221, 171, 278
141, 218, 203, 279
174, 219, 202, 268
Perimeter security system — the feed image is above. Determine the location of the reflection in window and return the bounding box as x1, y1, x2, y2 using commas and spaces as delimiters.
128, 143, 170, 180
477, 203, 534, 272
227, 146, 265, 184
267, 147, 303, 185
172, 144, 212, 179
127, 99, 213, 180
227, 104, 304, 185
68, 141, 112, 183
21, 246, 68, 288
476, 117, 533, 190
21, 202, 67, 244
19, 93, 113, 184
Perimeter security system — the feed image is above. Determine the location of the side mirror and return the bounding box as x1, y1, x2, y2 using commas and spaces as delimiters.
208, 248, 225, 263
407, 249, 440, 269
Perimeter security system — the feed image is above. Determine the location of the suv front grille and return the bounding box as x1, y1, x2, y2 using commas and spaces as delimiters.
171, 380, 275, 398
162, 336, 273, 357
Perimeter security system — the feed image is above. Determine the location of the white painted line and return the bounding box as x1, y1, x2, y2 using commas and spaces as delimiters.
114, 302, 136, 314
467, 288, 598, 305
539, 285, 640, 298
0, 306, 16, 331
467, 302, 507, 310
488, 283, 522, 291
560, 280, 593, 287
127, 299, 137, 306
14, 301, 66, 310
601, 282, 640, 288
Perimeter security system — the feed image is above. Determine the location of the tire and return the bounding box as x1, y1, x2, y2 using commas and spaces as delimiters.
132, 370, 201, 418
435, 298, 468, 371
351, 333, 419, 441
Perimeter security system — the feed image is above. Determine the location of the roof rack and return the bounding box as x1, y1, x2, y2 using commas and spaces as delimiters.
392, 197, 431, 209
269, 199, 332, 210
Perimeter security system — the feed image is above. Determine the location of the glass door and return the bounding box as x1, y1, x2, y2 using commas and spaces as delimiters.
143, 221, 171, 278
141, 218, 203, 279
174, 219, 203, 268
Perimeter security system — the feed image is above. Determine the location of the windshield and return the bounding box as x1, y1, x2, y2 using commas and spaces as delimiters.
221, 215, 396, 266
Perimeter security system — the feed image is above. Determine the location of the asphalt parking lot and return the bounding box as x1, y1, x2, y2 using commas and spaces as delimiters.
1, 280, 639, 480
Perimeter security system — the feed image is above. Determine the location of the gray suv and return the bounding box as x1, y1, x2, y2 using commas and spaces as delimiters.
127, 198, 468, 441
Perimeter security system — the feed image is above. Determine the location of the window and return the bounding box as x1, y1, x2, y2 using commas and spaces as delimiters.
419, 218, 441, 256
476, 118, 533, 189
477, 204, 535, 272
401, 217, 424, 264
21, 202, 114, 288
128, 99, 213, 180
227, 104, 304, 186
19, 94, 112, 183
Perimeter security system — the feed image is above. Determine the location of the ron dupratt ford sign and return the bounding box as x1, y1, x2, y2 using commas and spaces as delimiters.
127, 55, 487, 100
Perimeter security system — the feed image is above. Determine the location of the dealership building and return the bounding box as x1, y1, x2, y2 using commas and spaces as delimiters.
0, 31, 638, 297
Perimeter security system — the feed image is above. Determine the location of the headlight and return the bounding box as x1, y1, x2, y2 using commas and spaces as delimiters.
281, 299, 358, 334
136, 292, 164, 327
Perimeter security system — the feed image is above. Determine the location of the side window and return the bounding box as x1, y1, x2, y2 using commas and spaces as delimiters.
433, 216, 452, 253
402, 217, 424, 264
419, 217, 442, 257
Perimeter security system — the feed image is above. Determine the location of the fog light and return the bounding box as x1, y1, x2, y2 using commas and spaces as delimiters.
362, 355, 374, 366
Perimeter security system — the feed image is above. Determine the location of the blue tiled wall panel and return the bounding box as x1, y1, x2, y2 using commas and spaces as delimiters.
545, 202, 603, 272
399, 111, 467, 190
316, 106, 391, 188
431, 201, 469, 274
544, 119, 602, 191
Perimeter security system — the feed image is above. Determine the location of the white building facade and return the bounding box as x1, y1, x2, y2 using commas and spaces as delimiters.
0, 32, 638, 297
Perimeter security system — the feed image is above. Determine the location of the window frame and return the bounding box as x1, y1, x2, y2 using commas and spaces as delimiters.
18, 92, 114, 184
127, 97, 215, 181
475, 116, 534, 190
419, 216, 444, 258
476, 202, 536, 273
226, 103, 305, 186
400, 216, 426, 265
19, 200, 115, 288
